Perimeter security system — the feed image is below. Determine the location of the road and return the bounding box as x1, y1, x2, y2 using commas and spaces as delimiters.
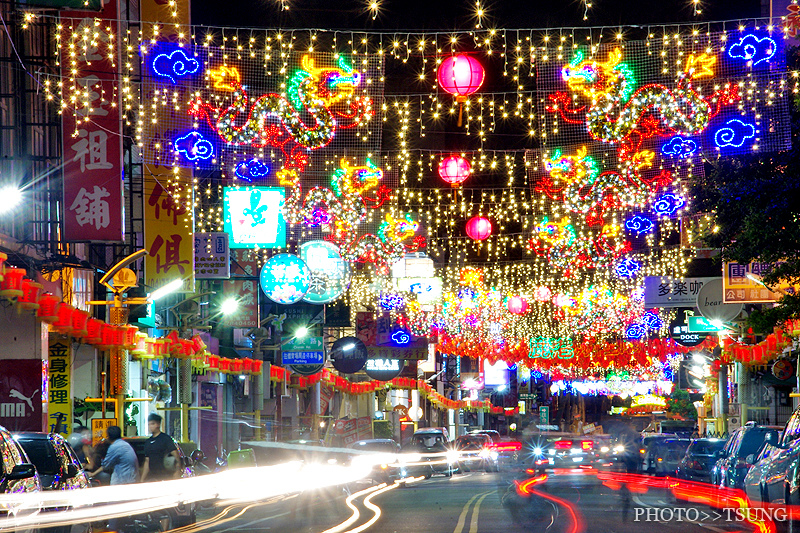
194, 465, 758, 533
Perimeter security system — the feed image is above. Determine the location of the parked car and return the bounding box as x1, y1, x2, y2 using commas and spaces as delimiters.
651, 438, 691, 476
15, 432, 90, 491
676, 438, 725, 483
407, 428, 457, 478
347, 439, 402, 483
0, 424, 41, 525
744, 408, 800, 506
454, 433, 498, 472
712, 424, 781, 489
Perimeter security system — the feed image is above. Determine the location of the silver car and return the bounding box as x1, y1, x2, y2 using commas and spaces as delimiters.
744, 408, 800, 505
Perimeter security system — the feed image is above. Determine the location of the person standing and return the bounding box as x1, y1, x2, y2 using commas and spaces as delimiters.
140, 413, 181, 482
88, 425, 139, 485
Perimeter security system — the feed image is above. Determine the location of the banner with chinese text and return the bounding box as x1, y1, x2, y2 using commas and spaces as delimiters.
722, 261, 799, 303
222, 279, 258, 328
144, 170, 195, 292
60, 0, 124, 241
195, 232, 230, 279
48, 338, 72, 437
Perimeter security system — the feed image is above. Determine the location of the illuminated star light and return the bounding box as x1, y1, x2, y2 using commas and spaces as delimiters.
364, 0, 382, 19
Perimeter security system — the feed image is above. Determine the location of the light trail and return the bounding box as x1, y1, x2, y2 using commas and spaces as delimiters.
320, 485, 384, 533
341, 483, 398, 533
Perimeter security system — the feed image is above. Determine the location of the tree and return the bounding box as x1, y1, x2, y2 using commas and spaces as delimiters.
666, 388, 697, 420
692, 46, 800, 333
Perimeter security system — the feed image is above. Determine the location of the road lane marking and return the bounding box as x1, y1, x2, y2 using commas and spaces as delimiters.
453, 491, 494, 533
468, 493, 490, 533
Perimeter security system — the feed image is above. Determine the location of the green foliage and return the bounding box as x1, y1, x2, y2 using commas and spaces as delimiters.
666, 388, 697, 419
372, 420, 394, 439
691, 46, 800, 332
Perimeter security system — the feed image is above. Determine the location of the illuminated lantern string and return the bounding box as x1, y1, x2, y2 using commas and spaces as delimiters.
466, 216, 492, 241
438, 155, 472, 186
437, 54, 485, 126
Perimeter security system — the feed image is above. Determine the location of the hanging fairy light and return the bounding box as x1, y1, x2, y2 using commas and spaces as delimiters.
437, 54, 485, 127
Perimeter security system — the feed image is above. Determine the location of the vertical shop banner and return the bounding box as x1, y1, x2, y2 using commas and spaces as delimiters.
723, 261, 800, 303
222, 279, 259, 328
141, 0, 193, 291
144, 171, 195, 292
0, 360, 43, 432
47, 339, 72, 437
195, 232, 230, 279
60, 0, 124, 241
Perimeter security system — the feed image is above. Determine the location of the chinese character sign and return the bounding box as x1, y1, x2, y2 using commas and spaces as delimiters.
223, 187, 287, 249
722, 261, 799, 303
60, 0, 124, 241
644, 277, 718, 308
144, 170, 195, 292
48, 338, 72, 437
195, 232, 230, 279
222, 279, 259, 328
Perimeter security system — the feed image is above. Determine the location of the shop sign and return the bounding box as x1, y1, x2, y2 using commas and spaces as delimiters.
194, 232, 230, 279
222, 279, 259, 328
60, 0, 123, 241
144, 174, 195, 292
396, 277, 443, 304
330, 337, 368, 374
223, 187, 286, 249
687, 316, 731, 333
288, 364, 324, 376
631, 395, 667, 409
723, 260, 800, 303
48, 339, 72, 437
696, 278, 743, 322
299, 241, 349, 304
364, 358, 404, 381
91, 418, 117, 446
669, 314, 708, 347
260, 254, 311, 305
367, 339, 428, 360
644, 277, 717, 308
0, 360, 43, 432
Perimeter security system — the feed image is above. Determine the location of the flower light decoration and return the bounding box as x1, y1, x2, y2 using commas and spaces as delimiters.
437, 54, 485, 126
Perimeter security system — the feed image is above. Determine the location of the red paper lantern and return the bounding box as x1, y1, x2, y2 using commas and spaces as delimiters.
52, 303, 75, 334
17, 279, 43, 312
85, 318, 104, 344
507, 296, 529, 315
438, 156, 472, 186
231, 359, 244, 373
207, 354, 220, 370
243, 358, 254, 374
123, 326, 139, 349
71, 309, 91, 338
219, 358, 231, 373
37, 293, 60, 323
466, 216, 492, 240
0, 267, 27, 299
437, 54, 485, 100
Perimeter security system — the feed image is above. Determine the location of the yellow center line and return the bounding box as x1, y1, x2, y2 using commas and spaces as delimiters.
468, 493, 491, 533
453, 490, 493, 533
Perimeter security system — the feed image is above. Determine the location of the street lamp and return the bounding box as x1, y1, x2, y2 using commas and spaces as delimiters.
220, 298, 239, 315
0, 186, 22, 214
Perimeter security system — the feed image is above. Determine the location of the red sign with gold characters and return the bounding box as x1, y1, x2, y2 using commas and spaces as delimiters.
60, 0, 124, 241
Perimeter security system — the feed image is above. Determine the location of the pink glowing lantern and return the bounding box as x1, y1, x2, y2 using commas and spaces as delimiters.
437, 54, 485, 126
507, 296, 529, 315
466, 216, 492, 241
533, 286, 552, 302
438, 156, 472, 187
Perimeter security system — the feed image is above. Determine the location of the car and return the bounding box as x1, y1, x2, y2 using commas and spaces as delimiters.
744, 407, 800, 507
347, 439, 402, 482
539, 436, 608, 469
454, 434, 498, 472
712, 423, 781, 489
15, 432, 91, 491
407, 428, 457, 478
0, 424, 41, 526
651, 438, 691, 476
469, 430, 522, 464
676, 438, 725, 483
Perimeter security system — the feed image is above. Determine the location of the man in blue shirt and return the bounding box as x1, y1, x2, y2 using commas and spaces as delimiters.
89, 425, 139, 485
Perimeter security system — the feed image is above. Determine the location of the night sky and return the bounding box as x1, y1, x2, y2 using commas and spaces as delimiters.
192, 0, 763, 30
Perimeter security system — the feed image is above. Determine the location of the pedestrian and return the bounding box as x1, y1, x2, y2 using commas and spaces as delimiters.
140, 413, 181, 482
88, 425, 139, 485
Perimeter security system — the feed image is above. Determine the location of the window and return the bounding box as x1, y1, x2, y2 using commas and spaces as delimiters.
782, 413, 800, 446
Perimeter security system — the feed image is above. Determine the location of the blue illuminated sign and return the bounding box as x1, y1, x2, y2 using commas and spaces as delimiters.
152, 49, 199, 83
174, 131, 214, 161
625, 215, 654, 235
714, 119, 756, 148
728, 34, 776, 66
652, 193, 685, 216
234, 158, 270, 182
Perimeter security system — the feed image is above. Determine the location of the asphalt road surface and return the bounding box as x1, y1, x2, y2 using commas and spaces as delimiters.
194, 465, 764, 533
